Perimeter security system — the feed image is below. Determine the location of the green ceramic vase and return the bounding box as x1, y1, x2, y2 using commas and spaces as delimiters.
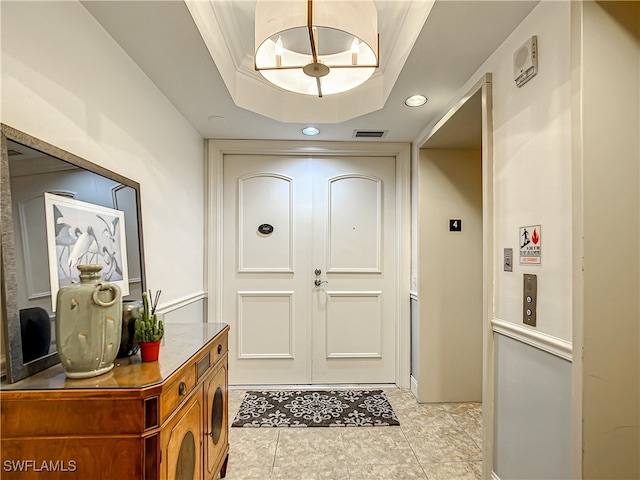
55, 264, 122, 378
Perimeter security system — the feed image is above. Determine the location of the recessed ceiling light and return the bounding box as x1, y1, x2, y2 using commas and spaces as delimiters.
207, 115, 227, 124
405, 95, 428, 107
302, 127, 320, 136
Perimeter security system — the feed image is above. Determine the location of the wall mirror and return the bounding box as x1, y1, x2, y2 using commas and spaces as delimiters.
1, 124, 146, 383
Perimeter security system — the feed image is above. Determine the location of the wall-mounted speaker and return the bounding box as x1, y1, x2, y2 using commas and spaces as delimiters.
513, 36, 538, 87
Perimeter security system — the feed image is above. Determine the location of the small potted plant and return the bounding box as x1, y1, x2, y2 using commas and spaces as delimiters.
134, 290, 164, 362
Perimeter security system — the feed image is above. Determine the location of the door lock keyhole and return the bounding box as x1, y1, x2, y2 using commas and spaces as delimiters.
314, 268, 327, 287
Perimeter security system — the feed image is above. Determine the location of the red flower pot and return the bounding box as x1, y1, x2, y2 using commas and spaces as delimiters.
139, 340, 161, 362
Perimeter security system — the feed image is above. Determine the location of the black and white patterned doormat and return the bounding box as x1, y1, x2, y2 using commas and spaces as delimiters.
231, 390, 400, 427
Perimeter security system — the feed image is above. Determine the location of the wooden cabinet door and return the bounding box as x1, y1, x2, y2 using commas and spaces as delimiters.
163, 392, 203, 480
204, 360, 228, 479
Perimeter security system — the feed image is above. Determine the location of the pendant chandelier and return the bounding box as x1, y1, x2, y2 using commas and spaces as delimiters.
254, 0, 379, 97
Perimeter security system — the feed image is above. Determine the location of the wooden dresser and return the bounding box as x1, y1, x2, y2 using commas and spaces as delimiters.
0, 323, 229, 480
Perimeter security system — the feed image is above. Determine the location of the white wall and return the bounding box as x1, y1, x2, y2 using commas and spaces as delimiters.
1, 1, 205, 316
489, 2, 573, 342
480, 3, 574, 477
413, 2, 574, 477
421, 1, 573, 342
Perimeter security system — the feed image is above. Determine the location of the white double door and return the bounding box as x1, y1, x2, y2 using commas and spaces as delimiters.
223, 154, 396, 385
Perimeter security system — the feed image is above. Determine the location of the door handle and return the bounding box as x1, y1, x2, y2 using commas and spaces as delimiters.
314, 279, 328, 286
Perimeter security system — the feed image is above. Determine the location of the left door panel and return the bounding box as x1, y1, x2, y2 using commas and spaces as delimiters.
223, 155, 312, 384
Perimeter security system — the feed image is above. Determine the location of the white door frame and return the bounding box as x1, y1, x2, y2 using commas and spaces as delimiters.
413, 74, 494, 476
206, 140, 412, 388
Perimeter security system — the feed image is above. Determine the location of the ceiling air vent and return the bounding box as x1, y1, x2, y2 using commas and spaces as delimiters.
353, 130, 387, 139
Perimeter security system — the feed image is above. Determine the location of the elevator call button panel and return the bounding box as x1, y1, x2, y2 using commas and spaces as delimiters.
523, 273, 537, 327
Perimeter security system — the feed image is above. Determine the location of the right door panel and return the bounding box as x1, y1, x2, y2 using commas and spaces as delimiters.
311, 157, 396, 384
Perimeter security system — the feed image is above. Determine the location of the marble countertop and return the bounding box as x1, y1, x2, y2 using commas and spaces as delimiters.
0, 323, 228, 391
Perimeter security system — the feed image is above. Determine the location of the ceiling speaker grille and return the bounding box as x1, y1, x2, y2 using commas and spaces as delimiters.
353, 130, 387, 138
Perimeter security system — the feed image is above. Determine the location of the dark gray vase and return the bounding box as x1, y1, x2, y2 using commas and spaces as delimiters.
118, 300, 142, 358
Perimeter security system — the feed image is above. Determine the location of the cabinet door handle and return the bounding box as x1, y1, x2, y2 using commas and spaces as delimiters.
178, 382, 187, 396
217, 344, 223, 355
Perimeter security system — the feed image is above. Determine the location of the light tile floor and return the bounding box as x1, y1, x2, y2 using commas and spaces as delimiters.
225, 388, 482, 480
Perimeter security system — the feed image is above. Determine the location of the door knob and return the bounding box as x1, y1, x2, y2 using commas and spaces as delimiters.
314, 279, 328, 286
